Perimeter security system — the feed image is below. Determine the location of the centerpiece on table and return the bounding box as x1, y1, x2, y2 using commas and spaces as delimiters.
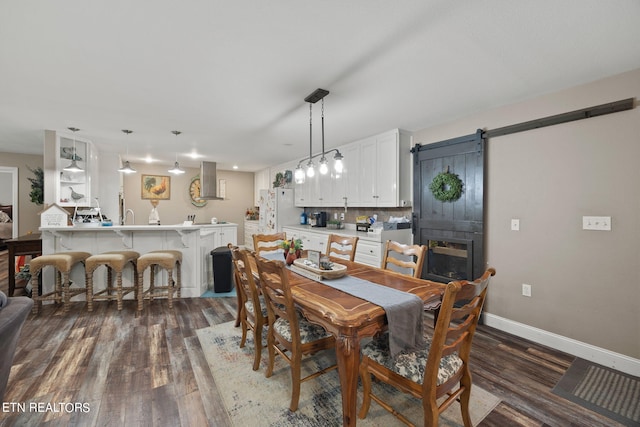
280, 238, 303, 265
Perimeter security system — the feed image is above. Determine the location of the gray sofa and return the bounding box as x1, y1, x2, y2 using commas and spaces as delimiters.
0, 293, 32, 402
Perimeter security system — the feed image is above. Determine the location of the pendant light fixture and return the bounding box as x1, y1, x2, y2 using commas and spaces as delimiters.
294, 88, 344, 184
168, 131, 185, 174
63, 127, 84, 172
118, 129, 137, 174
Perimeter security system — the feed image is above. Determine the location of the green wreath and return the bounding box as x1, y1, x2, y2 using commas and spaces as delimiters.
429, 172, 463, 202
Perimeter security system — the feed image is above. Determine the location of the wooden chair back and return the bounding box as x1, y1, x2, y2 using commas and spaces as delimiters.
358, 267, 495, 426
234, 248, 268, 371
423, 269, 494, 408
253, 232, 286, 256
254, 254, 337, 411
381, 240, 427, 278
254, 255, 298, 344
326, 234, 359, 261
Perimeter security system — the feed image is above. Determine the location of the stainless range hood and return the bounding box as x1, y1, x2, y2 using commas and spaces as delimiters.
200, 161, 224, 200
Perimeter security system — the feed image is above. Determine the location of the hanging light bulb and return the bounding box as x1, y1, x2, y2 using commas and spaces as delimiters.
319, 156, 329, 175
294, 164, 305, 184
63, 127, 84, 172
333, 150, 344, 174
168, 131, 186, 174
306, 159, 315, 177
118, 129, 137, 174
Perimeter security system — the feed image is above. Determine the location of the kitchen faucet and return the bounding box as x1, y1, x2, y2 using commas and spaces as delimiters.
123, 209, 135, 225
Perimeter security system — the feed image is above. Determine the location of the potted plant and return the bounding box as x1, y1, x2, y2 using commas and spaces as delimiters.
280, 238, 303, 265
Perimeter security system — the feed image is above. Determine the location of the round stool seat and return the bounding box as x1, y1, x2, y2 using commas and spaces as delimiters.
30, 251, 91, 315
86, 251, 140, 273
137, 250, 182, 311
30, 251, 92, 274
85, 251, 140, 312
137, 250, 183, 271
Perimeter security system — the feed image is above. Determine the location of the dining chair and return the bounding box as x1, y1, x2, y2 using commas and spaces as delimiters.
325, 234, 359, 261
358, 268, 496, 427
231, 247, 269, 371
255, 255, 337, 412
253, 232, 286, 256
381, 240, 427, 278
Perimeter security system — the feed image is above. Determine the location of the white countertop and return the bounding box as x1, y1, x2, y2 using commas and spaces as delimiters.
40, 222, 238, 232
282, 223, 411, 243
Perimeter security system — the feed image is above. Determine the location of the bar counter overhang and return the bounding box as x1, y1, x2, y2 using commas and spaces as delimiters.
39, 223, 238, 298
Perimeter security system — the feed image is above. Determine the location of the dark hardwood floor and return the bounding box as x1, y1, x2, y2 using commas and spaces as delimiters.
0, 250, 621, 426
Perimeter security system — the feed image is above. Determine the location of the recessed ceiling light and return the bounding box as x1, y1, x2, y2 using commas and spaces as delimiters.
233, 165, 238, 170
145, 156, 154, 163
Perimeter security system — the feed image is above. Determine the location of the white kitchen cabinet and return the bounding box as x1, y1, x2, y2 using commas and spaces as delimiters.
243, 219, 260, 249
282, 227, 327, 253
282, 225, 411, 268
217, 225, 238, 247
287, 128, 411, 208
354, 239, 383, 267
55, 131, 95, 207
358, 130, 402, 207
342, 142, 362, 206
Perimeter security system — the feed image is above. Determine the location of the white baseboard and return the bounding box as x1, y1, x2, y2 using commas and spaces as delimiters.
483, 313, 640, 377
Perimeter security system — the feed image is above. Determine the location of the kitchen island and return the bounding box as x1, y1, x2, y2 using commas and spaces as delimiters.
39, 223, 237, 298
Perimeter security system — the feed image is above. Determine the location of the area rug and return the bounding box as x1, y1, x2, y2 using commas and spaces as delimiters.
197, 321, 500, 426
552, 358, 640, 427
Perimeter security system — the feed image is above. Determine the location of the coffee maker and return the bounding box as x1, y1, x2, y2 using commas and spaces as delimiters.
313, 211, 327, 227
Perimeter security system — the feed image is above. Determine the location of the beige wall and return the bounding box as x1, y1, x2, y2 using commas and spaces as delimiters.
0, 152, 44, 236
413, 68, 640, 359
122, 163, 254, 243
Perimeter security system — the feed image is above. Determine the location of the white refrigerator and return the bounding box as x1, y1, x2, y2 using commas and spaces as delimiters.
258, 188, 300, 233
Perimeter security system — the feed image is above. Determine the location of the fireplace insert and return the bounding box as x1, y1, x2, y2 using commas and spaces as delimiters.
425, 237, 473, 282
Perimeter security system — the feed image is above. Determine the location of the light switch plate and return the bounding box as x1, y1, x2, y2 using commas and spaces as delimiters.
582, 216, 611, 231
511, 219, 520, 231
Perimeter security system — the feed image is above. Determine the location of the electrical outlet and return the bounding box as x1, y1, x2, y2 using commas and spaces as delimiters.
511, 219, 520, 231
522, 284, 532, 297
582, 216, 611, 231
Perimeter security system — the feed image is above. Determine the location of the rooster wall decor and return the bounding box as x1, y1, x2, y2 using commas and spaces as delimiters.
141, 174, 171, 200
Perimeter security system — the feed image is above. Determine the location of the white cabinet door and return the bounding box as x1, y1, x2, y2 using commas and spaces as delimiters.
354, 240, 383, 267
374, 130, 399, 207
216, 226, 237, 247
359, 136, 378, 207
343, 143, 362, 207
294, 178, 310, 207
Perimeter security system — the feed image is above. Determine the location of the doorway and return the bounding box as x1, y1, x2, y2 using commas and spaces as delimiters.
0, 166, 19, 243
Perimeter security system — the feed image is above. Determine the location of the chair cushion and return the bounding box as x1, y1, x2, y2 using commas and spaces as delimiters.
361, 333, 463, 386
273, 311, 331, 344
244, 295, 267, 318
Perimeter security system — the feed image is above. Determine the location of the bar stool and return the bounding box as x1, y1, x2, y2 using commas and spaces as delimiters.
85, 251, 140, 311
29, 251, 91, 315
137, 250, 182, 311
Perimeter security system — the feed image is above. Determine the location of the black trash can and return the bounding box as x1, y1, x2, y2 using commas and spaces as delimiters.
211, 246, 233, 293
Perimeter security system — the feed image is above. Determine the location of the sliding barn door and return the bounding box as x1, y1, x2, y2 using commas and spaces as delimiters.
412, 130, 485, 282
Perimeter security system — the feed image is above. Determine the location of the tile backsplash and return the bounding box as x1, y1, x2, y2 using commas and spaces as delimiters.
302, 207, 412, 224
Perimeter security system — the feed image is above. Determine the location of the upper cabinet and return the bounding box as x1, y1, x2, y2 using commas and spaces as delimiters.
54, 132, 95, 207
344, 129, 412, 207
283, 128, 412, 209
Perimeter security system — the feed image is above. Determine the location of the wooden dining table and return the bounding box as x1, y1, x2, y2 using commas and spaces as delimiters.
250, 254, 445, 427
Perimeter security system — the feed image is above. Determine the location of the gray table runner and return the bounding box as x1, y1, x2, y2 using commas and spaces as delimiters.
259, 253, 424, 357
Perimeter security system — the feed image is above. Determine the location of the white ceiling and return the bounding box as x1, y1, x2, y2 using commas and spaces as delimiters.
1, 1, 639, 171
